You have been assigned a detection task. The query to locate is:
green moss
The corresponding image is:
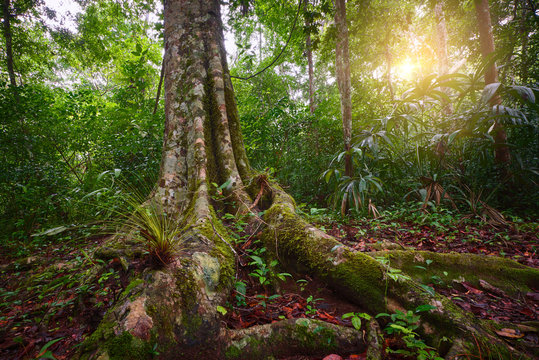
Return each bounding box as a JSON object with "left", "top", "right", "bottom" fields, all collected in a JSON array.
[
  {"left": 224, "top": 344, "right": 242, "bottom": 359},
  {"left": 291, "top": 319, "right": 337, "bottom": 351},
  {"left": 120, "top": 278, "right": 144, "bottom": 300},
  {"left": 181, "top": 312, "right": 203, "bottom": 341},
  {"left": 80, "top": 317, "right": 115, "bottom": 354},
  {"left": 174, "top": 264, "right": 198, "bottom": 308},
  {"left": 196, "top": 208, "right": 235, "bottom": 290},
  {"left": 262, "top": 200, "right": 385, "bottom": 313},
  {"left": 106, "top": 331, "right": 153, "bottom": 360},
  {"left": 332, "top": 254, "right": 386, "bottom": 313},
  {"left": 375, "top": 250, "right": 539, "bottom": 295},
  {"left": 203, "top": 73, "right": 221, "bottom": 187}
]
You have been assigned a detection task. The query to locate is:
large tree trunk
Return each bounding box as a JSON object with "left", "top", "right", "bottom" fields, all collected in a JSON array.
[
  {"left": 334, "top": 0, "right": 353, "bottom": 178},
  {"left": 2, "top": 0, "right": 17, "bottom": 88},
  {"left": 77, "top": 1, "right": 538, "bottom": 359},
  {"left": 474, "top": 0, "right": 510, "bottom": 167}
]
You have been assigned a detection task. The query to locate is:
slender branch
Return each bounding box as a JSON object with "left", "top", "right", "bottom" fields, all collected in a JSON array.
[
  {"left": 153, "top": 59, "right": 165, "bottom": 115},
  {"left": 230, "top": 0, "right": 303, "bottom": 81},
  {"left": 51, "top": 141, "right": 84, "bottom": 185}
]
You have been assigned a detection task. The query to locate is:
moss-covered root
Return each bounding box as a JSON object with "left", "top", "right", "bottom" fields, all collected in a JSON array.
[
  {"left": 369, "top": 250, "right": 539, "bottom": 294},
  {"left": 223, "top": 318, "right": 366, "bottom": 359},
  {"left": 261, "top": 186, "right": 532, "bottom": 359},
  {"left": 77, "top": 220, "right": 236, "bottom": 360},
  {"left": 261, "top": 187, "right": 387, "bottom": 314}
]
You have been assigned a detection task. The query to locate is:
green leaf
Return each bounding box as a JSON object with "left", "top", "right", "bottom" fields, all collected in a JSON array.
[
  {"left": 216, "top": 305, "right": 227, "bottom": 315},
  {"left": 507, "top": 85, "right": 535, "bottom": 103},
  {"left": 218, "top": 179, "right": 233, "bottom": 191},
  {"left": 481, "top": 83, "right": 501, "bottom": 104},
  {"left": 419, "top": 284, "right": 435, "bottom": 296},
  {"left": 31, "top": 226, "right": 68, "bottom": 237},
  {"left": 415, "top": 304, "right": 436, "bottom": 313},
  {"left": 351, "top": 316, "right": 362, "bottom": 330},
  {"left": 36, "top": 337, "right": 64, "bottom": 359},
  {"left": 330, "top": 244, "right": 342, "bottom": 252}
]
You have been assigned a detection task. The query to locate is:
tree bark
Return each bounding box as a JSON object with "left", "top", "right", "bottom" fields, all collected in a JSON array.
[
  {"left": 77, "top": 1, "right": 537, "bottom": 359},
  {"left": 2, "top": 0, "right": 17, "bottom": 88},
  {"left": 434, "top": 0, "right": 449, "bottom": 77},
  {"left": 334, "top": 0, "right": 353, "bottom": 178},
  {"left": 434, "top": 0, "right": 453, "bottom": 114},
  {"left": 304, "top": 0, "right": 316, "bottom": 114},
  {"left": 384, "top": 34, "right": 394, "bottom": 102},
  {"left": 474, "top": 0, "right": 511, "bottom": 167}
]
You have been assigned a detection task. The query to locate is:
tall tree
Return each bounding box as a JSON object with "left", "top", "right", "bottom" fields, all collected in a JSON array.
[
  {"left": 79, "top": 0, "right": 530, "bottom": 358},
  {"left": 304, "top": 0, "right": 316, "bottom": 114},
  {"left": 434, "top": 0, "right": 449, "bottom": 76},
  {"left": 474, "top": 0, "right": 510, "bottom": 166},
  {"left": 334, "top": 0, "right": 353, "bottom": 178},
  {"left": 384, "top": 31, "right": 394, "bottom": 102},
  {"left": 433, "top": 0, "right": 453, "bottom": 114},
  {"left": 2, "top": 0, "right": 17, "bottom": 87}
]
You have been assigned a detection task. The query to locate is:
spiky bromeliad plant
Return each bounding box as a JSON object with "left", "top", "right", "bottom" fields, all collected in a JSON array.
[{"left": 123, "top": 198, "right": 181, "bottom": 266}]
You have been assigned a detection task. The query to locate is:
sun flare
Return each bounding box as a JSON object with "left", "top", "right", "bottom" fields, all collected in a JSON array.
[{"left": 396, "top": 58, "right": 417, "bottom": 81}]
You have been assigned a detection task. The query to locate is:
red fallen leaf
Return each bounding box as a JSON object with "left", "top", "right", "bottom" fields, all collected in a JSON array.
[
  {"left": 495, "top": 328, "right": 524, "bottom": 339},
  {"left": 526, "top": 292, "right": 539, "bottom": 301},
  {"left": 240, "top": 238, "right": 253, "bottom": 250},
  {"left": 318, "top": 311, "right": 336, "bottom": 322},
  {"left": 347, "top": 354, "right": 366, "bottom": 360},
  {"left": 461, "top": 282, "right": 483, "bottom": 295},
  {"left": 470, "top": 303, "right": 488, "bottom": 315},
  {"left": 518, "top": 308, "right": 534, "bottom": 317},
  {"left": 283, "top": 306, "right": 293, "bottom": 315}
]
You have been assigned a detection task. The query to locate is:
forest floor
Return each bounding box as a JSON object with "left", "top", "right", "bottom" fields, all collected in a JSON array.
[{"left": 0, "top": 213, "right": 537, "bottom": 359}]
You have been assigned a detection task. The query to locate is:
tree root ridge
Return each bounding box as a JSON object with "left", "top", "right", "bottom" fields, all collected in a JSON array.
[{"left": 223, "top": 318, "right": 368, "bottom": 359}]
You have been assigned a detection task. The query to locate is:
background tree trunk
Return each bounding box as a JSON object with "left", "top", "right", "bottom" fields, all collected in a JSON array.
[
  {"left": 334, "top": 0, "right": 353, "bottom": 178},
  {"left": 305, "top": 0, "right": 316, "bottom": 114},
  {"left": 474, "top": 0, "right": 511, "bottom": 167},
  {"left": 384, "top": 33, "right": 394, "bottom": 102},
  {"left": 2, "top": 0, "right": 17, "bottom": 88},
  {"left": 434, "top": 0, "right": 453, "bottom": 114},
  {"left": 434, "top": 0, "right": 449, "bottom": 77}
]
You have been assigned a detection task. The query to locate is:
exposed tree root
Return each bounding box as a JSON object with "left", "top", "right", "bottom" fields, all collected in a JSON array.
[
  {"left": 259, "top": 184, "right": 536, "bottom": 359},
  {"left": 223, "top": 318, "right": 366, "bottom": 359},
  {"left": 77, "top": 183, "right": 538, "bottom": 359},
  {"left": 369, "top": 249, "right": 539, "bottom": 294}
]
